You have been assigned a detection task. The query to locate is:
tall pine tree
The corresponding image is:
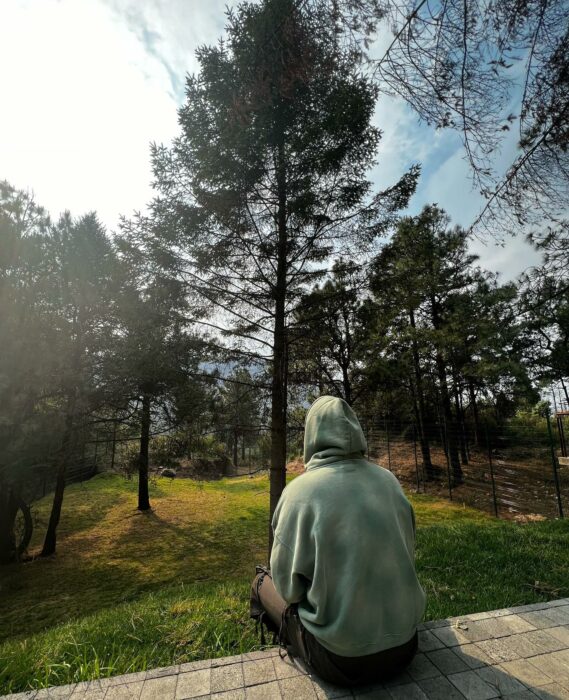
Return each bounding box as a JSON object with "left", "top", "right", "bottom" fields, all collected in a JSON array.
[{"left": 151, "top": 0, "right": 418, "bottom": 548}]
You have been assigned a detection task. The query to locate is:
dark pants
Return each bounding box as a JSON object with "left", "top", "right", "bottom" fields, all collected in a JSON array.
[{"left": 250, "top": 570, "right": 418, "bottom": 687}]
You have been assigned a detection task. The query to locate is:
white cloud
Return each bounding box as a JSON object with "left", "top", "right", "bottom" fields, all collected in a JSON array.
[
  {"left": 0, "top": 0, "right": 542, "bottom": 281},
  {"left": 101, "top": 0, "right": 230, "bottom": 99},
  {"left": 469, "top": 235, "right": 541, "bottom": 283},
  {"left": 0, "top": 0, "right": 222, "bottom": 230}
]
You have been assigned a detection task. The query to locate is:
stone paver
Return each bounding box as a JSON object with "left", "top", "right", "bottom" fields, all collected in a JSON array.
[
  {"left": 388, "top": 681, "right": 428, "bottom": 699},
  {"left": 492, "top": 632, "right": 543, "bottom": 659},
  {"left": 534, "top": 683, "right": 569, "bottom": 699},
  {"left": 449, "top": 644, "right": 495, "bottom": 670},
  {"left": 427, "top": 648, "right": 471, "bottom": 675},
  {"left": 352, "top": 684, "right": 391, "bottom": 698},
  {"left": 520, "top": 610, "right": 562, "bottom": 630},
  {"left": 431, "top": 626, "right": 470, "bottom": 647},
  {"left": 475, "top": 665, "right": 528, "bottom": 696},
  {"left": 313, "top": 682, "right": 352, "bottom": 699},
  {"left": 70, "top": 680, "right": 109, "bottom": 699},
  {"left": 6, "top": 599, "right": 569, "bottom": 700},
  {"left": 447, "top": 670, "right": 499, "bottom": 700},
  {"left": 278, "top": 675, "right": 316, "bottom": 698},
  {"left": 213, "top": 689, "right": 246, "bottom": 699},
  {"left": 418, "top": 675, "right": 466, "bottom": 699},
  {"left": 140, "top": 675, "right": 178, "bottom": 699},
  {"left": 210, "top": 665, "right": 244, "bottom": 694},
  {"left": 530, "top": 651, "right": 569, "bottom": 685},
  {"left": 407, "top": 653, "right": 442, "bottom": 681},
  {"left": 104, "top": 681, "right": 145, "bottom": 700},
  {"left": 272, "top": 655, "right": 303, "bottom": 680},
  {"left": 500, "top": 614, "right": 537, "bottom": 635},
  {"left": 498, "top": 658, "right": 552, "bottom": 687},
  {"left": 524, "top": 630, "right": 568, "bottom": 654},
  {"left": 245, "top": 680, "right": 282, "bottom": 699},
  {"left": 546, "top": 626, "right": 569, "bottom": 647},
  {"left": 242, "top": 659, "right": 276, "bottom": 687},
  {"left": 418, "top": 630, "right": 445, "bottom": 652},
  {"left": 175, "top": 669, "right": 211, "bottom": 699},
  {"left": 144, "top": 666, "right": 179, "bottom": 681},
  {"left": 36, "top": 686, "right": 77, "bottom": 699},
  {"left": 475, "top": 637, "right": 522, "bottom": 664}
]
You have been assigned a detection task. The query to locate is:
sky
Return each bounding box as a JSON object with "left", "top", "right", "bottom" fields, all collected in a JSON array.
[{"left": 0, "top": 0, "right": 541, "bottom": 281}]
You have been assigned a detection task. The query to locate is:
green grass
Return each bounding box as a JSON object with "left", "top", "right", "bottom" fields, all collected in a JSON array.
[{"left": 1, "top": 472, "right": 568, "bottom": 693}]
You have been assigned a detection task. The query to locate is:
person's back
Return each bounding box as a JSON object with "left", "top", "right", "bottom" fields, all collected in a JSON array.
[{"left": 250, "top": 395, "right": 426, "bottom": 685}]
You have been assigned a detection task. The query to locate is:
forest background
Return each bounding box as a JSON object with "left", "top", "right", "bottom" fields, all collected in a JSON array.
[{"left": 1, "top": 0, "right": 568, "bottom": 564}]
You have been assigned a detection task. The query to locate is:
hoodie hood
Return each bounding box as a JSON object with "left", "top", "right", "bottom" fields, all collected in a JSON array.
[{"left": 304, "top": 396, "right": 367, "bottom": 469}]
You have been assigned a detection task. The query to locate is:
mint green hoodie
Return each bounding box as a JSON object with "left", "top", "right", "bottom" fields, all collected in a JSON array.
[{"left": 270, "top": 396, "right": 426, "bottom": 657}]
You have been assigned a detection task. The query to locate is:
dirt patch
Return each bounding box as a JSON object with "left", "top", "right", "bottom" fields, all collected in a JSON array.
[
  {"left": 286, "top": 459, "right": 305, "bottom": 474},
  {"left": 368, "top": 438, "right": 568, "bottom": 520}
]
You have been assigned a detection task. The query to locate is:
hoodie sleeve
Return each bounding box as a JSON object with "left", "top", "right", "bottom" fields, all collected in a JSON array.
[{"left": 270, "top": 496, "right": 315, "bottom": 605}]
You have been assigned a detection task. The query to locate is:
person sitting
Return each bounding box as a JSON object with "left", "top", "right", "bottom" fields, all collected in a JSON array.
[{"left": 250, "top": 395, "right": 426, "bottom": 687}]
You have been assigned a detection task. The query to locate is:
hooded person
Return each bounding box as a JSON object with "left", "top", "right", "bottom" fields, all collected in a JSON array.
[{"left": 250, "top": 395, "right": 426, "bottom": 686}]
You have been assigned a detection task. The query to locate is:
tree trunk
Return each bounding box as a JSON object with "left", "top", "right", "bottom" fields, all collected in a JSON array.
[
  {"left": 270, "top": 304, "right": 287, "bottom": 554},
  {"left": 138, "top": 393, "right": 151, "bottom": 511},
  {"left": 454, "top": 381, "right": 468, "bottom": 465},
  {"left": 409, "top": 309, "right": 434, "bottom": 478},
  {"left": 429, "top": 294, "right": 462, "bottom": 485},
  {"left": 269, "top": 137, "right": 289, "bottom": 557},
  {"left": 342, "top": 363, "right": 352, "bottom": 405},
  {"left": 242, "top": 434, "right": 246, "bottom": 463},
  {"left": 561, "top": 377, "right": 569, "bottom": 405},
  {"left": 468, "top": 379, "right": 481, "bottom": 446},
  {"left": 233, "top": 429, "right": 238, "bottom": 468},
  {"left": 0, "top": 486, "right": 19, "bottom": 564},
  {"left": 411, "top": 393, "right": 425, "bottom": 480},
  {"left": 110, "top": 420, "right": 118, "bottom": 470},
  {"left": 459, "top": 388, "right": 470, "bottom": 462},
  {"left": 436, "top": 353, "right": 463, "bottom": 484},
  {"left": 41, "top": 396, "right": 75, "bottom": 557}
]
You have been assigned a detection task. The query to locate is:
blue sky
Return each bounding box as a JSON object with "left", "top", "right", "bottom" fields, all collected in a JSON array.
[{"left": 0, "top": 0, "right": 540, "bottom": 280}]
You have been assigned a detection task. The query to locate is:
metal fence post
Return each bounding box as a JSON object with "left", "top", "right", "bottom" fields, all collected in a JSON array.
[
  {"left": 443, "top": 416, "right": 453, "bottom": 501},
  {"left": 485, "top": 426, "right": 498, "bottom": 517},
  {"left": 546, "top": 413, "right": 564, "bottom": 519},
  {"left": 110, "top": 420, "right": 117, "bottom": 471}
]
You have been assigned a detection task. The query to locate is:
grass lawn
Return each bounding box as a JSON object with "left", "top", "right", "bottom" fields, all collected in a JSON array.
[{"left": 1, "top": 472, "right": 568, "bottom": 693}]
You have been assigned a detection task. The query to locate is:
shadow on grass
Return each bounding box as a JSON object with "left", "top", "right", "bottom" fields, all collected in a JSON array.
[{"left": 0, "top": 476, "right": 268, "bottom": 642}]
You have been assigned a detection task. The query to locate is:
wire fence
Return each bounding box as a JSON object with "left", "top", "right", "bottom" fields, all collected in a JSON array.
[
  {"left": 221, "top": 412, "right": 568, "bottom": 520},
  {"left": 20, "top": 409, "right": 568, "bottom": 523},
  {"left": 356, "top": 414, "right": 567, "bottom": 520}
]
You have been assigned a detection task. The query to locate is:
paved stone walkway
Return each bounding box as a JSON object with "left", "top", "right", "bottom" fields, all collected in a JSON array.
[{"left": 5, "top": 599, "right": 569, "bottom": 699}]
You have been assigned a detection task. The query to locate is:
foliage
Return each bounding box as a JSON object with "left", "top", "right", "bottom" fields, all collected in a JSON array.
[
  {"left": 366, "top": 0, "right": 569, "bottom": 236},
  {"left": 290, "top": 260, "right": 369, "bottom": 405},
  {"left": 0, "top": 182, "right": 121, "bottom": 558},
  {"left": 150, "top": 0, "right": 419, "bottom": 532}
]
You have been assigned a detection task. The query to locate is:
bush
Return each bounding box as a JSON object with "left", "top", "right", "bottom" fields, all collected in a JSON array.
[
  {"left": 149, "top": 435, "right": 182, "bottom": 468},
  {"left": 192, "top": 434, "right": 228, "bottom": 460}
]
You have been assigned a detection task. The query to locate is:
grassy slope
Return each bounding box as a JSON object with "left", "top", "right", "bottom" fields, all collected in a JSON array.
[{"left": 0, "top": 473, "right": 568, "bottom": 693}]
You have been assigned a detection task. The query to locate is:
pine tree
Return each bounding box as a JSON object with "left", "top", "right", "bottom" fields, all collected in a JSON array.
[
  {"left": 114, "top": 217, "right": 203, "bottom": 512},
  {"left": 151, "top": 0, "right": 418, "bottom": 548},
  {"left": 41, "top": 212, "right": 118, "bottom": 556},
  {"left": 290, "top": 260, "right": 368, "bottom": 406}
]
